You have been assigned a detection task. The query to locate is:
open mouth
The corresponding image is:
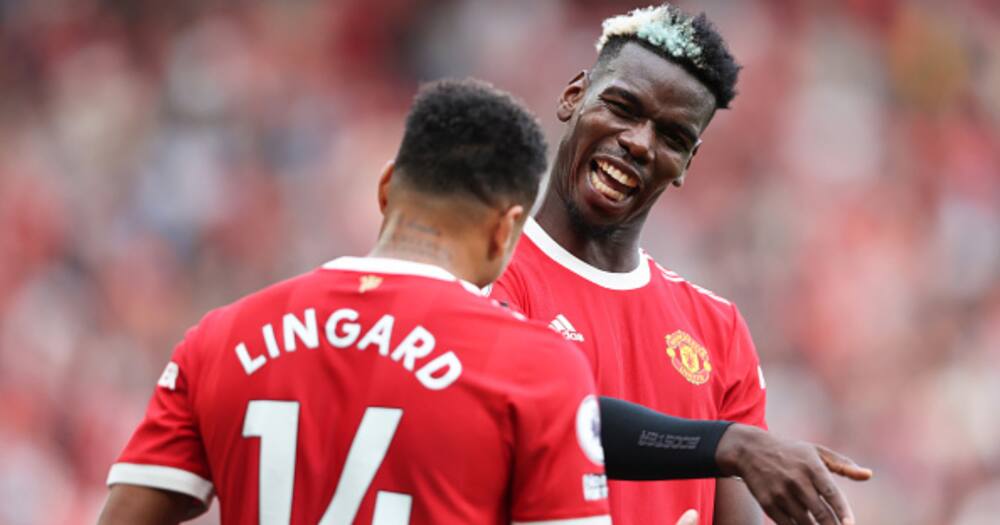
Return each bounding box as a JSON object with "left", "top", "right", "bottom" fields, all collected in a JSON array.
[{"left": 588, "top": 159, "right": 639, "bottom": 203}]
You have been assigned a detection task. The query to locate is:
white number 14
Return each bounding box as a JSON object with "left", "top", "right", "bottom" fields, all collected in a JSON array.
[{"left": 242, "top": 400, "right": 410, "bottom": 525}]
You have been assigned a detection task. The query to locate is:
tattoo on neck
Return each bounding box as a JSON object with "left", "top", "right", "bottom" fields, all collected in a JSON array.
[
  {"left": 383, "top": 213, "right": 452, "bottom": 262},
  {"left": 401, "top": 214, "right": 441, "bottom": 236}
]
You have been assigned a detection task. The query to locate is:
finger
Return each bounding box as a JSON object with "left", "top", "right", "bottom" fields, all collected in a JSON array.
[
  {"left": 674, "top": 509, "right": 698, "bottom": 525},
  {"left": 817, "top": 445, "right": 873, "bottom": 481},
  {"left": 793, "top": 473, "right": 840, "bottom": 525},
  {"left": 762, "top": 503, "right": 796, "bottom": 525},
  {"left": 811, "top": 467, "right": 856, "bottom": 525},
  {"left": 777, "top": 494, "right": 815, "bottom": 525},
  {"left": 743, "top": 474, "right": 799, "bottom": 525},
  {"left": 787, "top": 499, "right": 819, "bottom": 525}
]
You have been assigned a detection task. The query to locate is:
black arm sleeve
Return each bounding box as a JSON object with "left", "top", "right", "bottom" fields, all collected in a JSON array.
[{"left": 599, "top": 396, "right": 733, "bottom": 480}]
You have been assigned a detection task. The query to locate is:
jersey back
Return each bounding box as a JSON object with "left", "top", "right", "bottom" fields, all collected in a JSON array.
[
  {"left": 109, "top": 256, "right": 610, "bottom": 525},
  {"left": 490, "top": 219, "right": 767, "bottom": 525}
]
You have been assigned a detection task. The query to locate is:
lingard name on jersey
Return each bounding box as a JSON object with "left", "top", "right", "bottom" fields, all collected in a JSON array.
[{"left": 234, "top": 307, "right": 462, "bottom": 390}]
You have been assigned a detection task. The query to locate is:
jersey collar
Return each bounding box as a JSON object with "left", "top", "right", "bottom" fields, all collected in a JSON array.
[
  {"left": 321, "top": 256, "right": 483, "bottom": 295},
  {"left": 522, "top": 217, "right": 651, "bottom": 290}
]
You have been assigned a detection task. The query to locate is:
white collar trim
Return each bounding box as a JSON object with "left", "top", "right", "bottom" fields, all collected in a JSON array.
[
  {"left": 321, "top": 256, "right": 483, "bottom": 295},
  {"left": 523, "top": 217, "right": 650, "bottom": 290}
]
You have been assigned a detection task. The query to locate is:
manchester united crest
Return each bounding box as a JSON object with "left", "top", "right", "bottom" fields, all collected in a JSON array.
[{"left": 665, "top": 330, "right": 712, "bottom": 385}]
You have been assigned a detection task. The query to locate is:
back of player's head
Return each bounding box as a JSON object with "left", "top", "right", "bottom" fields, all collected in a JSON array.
[
  {"left": 594, "top": 4, "right": 741, "bottom": 109},
  {"left": 394, "top": 78, "right": 548, "bottom": 208}
]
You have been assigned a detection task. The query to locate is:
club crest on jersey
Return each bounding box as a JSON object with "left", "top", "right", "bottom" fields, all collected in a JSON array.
[
  {"left": 665, "top": 330, "right": 712, "bottom": 385},
  {"left": 358, "top": 275, "right": 383, "bottom": 293}
]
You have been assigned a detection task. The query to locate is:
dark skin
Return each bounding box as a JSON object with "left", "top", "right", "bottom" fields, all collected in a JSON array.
[
  {"left": 97, "top": 485, "right": 205, "bottom": 525},
  {"left": 536, "top": 42, "right": 714, "bottom": 271},
  {"left": 536, "top": 41, "right": 871, "bottom": 525}
]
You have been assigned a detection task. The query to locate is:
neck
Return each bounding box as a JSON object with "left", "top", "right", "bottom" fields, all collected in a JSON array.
[
  {"left": 534, "top": 183, "right": 644, "bottom": 273},
  {"left": 369, "top": 210, "right": 479, "bottom": 284}
]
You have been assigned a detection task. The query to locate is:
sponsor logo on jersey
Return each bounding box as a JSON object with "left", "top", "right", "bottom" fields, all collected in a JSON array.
[
  {"left": 359, "top": 275, "right": 383, "bottom": 293},
  {"left": 575, "top": 395, "right": 604, "bottom": 466},
  {"left": 157, "top": 361, "right": 179, "bottom": 390},
  {"left": 582, "top": 473, "right": 608, "bottom": 501},
  {"left": 549, "top": 314, "right": 584, "bottom": 342},
  {"left": 665, "top": 330, "right": 712, "bottom": 385}
]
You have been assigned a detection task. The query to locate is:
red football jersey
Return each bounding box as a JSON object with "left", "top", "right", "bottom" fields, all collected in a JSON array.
[
  {"left": 490, "top": 219, "right": 768, "bottom": 525},
  {"left": 108, "top": 256, "right": 611, "bottom": 525}
]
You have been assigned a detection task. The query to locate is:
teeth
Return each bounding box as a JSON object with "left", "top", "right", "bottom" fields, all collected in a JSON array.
[
  {"left": 596, "top": 160, "right": 637, "bottom": 188},
  {"left": 590, "top": 170, "right": 625, "bottom": 201}
]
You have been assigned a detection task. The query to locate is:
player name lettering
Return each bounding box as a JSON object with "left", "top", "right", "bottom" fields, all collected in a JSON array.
[
  {"left": 234, "top": 307, "right": 463, "bottom": 390},
  {"left": 637, "top": 430, "right": 700, "bottom": 450}
]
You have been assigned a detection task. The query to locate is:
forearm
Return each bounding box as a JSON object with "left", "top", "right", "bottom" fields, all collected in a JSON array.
[
  {"left": 598, "top": 396, "right": 733, "bottom": 480},
  {"left": 713, "top": 478, "right": 763, "bottom": 525}
]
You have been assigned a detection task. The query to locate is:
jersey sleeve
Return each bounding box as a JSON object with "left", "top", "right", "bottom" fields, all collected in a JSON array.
[
  {"left": 509, "top": 334, "right": 611, "bottom": 525},
  {"left": 106, "top": 326, "right": 214, "bottom": 504},
  {"left": 718, "top": 306, "right": 768, "bottom": 429}
]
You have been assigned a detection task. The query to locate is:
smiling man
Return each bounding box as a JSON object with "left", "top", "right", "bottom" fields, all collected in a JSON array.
[{"left": 489, "top": 5, "right": 859, "bottom": 525}]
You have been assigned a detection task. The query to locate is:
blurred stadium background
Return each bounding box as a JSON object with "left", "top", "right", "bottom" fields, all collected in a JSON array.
[{"left": 0, "top": 0, "right": 997, "bottom": 523}]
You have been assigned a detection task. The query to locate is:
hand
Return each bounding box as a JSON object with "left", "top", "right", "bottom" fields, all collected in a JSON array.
[
  {"left": 715, "top": 424, "right": 873, "bottom": 525},
  {"left": 675, "top": 509, "right": 698, "bottom": 525}
]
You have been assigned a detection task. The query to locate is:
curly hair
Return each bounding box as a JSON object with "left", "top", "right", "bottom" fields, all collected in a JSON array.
[
  {"left": 595, "top": 4, "right": 741, "bottom": 109},
  {"left": 395, "top": 78, "right": 548, "bottom": 207}
]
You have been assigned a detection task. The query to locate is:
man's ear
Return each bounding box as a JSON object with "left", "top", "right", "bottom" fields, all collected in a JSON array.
[
  {"left": 557, "top": 70, "right": 589, "bottom": 122},
  {"left": 674, "top": 140, "right": 702, "bottom": 187},
  {"left": 686, "top": 140, "right": 701, "bottom": 170},
  {"left": 377, "top": 160, "right": 395, "bottom": 214},
  {"left": 490, "top": 204, "right": 525, "bottom": 259}
]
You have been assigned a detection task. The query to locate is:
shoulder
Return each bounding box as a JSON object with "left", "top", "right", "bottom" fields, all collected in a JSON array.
[
  {"left": 498, "top": 234, "right": 551, "bottom": 283},
  {"left": 186, "top": 269, "right": 328, "bottom": 346},
  {"left": 645, "top": 253, "right": 738, "bottom": 320},
  {"left": 643, "top": 254, "right": 762, "bottom": 369}
]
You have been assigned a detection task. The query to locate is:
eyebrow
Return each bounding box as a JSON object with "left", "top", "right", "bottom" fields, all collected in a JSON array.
[
  {"left": 659, "top": 121, "right": 699, "bottom": 149},
  {"left": 603, "top": 86, "right": 644, "bottom": 111},
  {"left": 602, "top": 85, "right": 700, "bottom": 148}
]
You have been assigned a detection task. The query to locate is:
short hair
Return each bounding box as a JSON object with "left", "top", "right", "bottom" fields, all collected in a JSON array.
[
  {"left": 395, "top": 78, "right": 548, "bottom": 208},
  {"left": 595, "top": 4, "right": 741, "bottom": 110}
]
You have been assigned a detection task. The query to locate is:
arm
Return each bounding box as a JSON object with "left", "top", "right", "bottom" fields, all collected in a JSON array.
[
  {"left": 97, "top": 485, "right": 206, "bottom": 525},
  {"left": 599, "top": 396, "right": 731, "bottom": 480},
  {"left": 713, "top": 306, "right": 770, "bottom": 525},
  {"left": 102, "top": 330, "right": 216, "bottom": 521},
  {"left": 713, "top": 478, "right": 762, "bottom": 525},
  {"left": 712, "top": 307, "right": 870, "bottom": 525},
  {"left": 715, "top": 424, "right": 871, "bottom": 525},
  {"left": 598, "top": 396, "right": 872, "bottom": 525}
]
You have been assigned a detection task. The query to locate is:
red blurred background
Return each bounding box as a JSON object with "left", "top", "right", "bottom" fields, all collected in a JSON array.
[{"left": 0, "top": 1, "right": 997, "bottom": 523}]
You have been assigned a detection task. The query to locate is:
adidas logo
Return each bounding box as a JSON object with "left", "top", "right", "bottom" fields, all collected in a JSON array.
[{"left": 549, "top": 314, "right": 584, "bottom": 342}]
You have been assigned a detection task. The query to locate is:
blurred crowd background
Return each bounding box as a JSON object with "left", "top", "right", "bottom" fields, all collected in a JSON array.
[{"left": 0, "top": 0, "right": 997, "bottom": 523}]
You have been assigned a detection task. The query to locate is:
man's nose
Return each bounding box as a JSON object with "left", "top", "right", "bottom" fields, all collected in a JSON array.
[{"left": 617, "top": 120, "right": 655, "bottom": 165}]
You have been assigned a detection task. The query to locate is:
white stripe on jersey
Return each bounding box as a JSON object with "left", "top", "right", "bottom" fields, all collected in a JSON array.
[
  {"left": 649, "top": 258, "right": 731, "bottom": 306},
  {"left": 107, "top": 463, "right": 215, "bottom": 504},
  {"left": 555, "top": 314, "right": 576, "bottom": 332},
  {"left": 524, "top": 218, "right": 650, "bottom": 290}
]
